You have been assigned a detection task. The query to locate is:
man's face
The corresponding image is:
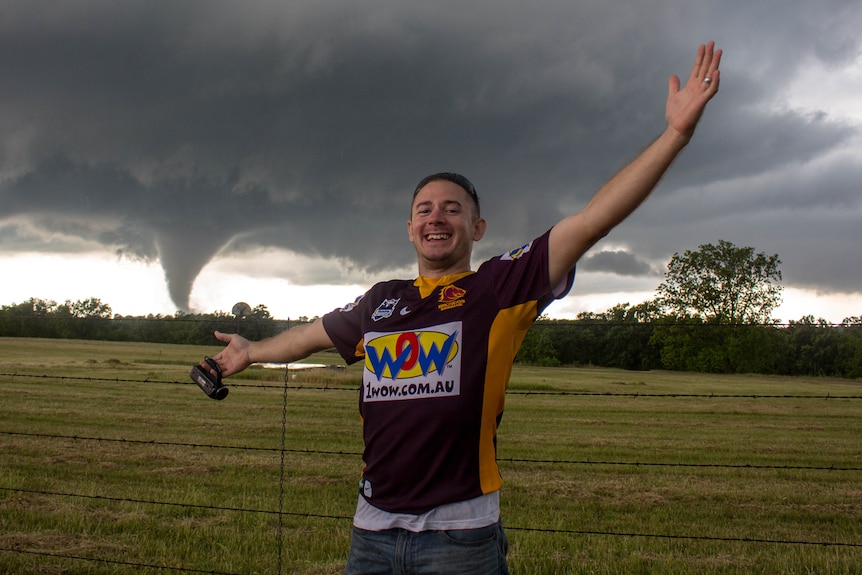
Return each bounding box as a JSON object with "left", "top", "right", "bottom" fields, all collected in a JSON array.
[{"left": 408, "top": 180, "right": 487, "bottom": 278}]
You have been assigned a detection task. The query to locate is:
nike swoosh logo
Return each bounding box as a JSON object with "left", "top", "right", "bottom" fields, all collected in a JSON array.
[{"left": 400, "top": 307, "right": 412, "bottom": 316}]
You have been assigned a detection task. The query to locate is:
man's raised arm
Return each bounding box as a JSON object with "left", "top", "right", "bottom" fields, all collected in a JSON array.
[{"left": 548, "top": 42, "right": 722, "bottom": 287}]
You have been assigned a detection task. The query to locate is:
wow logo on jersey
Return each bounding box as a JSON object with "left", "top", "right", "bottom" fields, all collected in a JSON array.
[{"left": 363, "top": 321, "right": 463, "bottom": 402}]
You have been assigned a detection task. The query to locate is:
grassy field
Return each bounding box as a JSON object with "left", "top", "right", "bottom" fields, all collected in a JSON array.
[{"left": 1, "top": 336, "right": 860, "bottom": 574}]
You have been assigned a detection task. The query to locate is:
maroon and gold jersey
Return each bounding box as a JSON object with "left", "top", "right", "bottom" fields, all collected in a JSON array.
[{"left": 322, "top": 229, "right": 574, "bottom": 514}]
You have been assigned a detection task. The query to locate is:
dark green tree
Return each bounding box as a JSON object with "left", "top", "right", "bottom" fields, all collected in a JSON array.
[
  {"left": 651, "top": 241, "right": 784, "bottom": 373},
  {"left": 516, "top": 321, "right": 561, "bottom": 367},
  {"left": 656, "top": 239, "right": 783, "bottom": 325}
]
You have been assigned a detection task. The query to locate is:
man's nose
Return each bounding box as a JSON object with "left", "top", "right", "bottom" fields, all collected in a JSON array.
[{"left": 428, "top": 206, "right": 445, "bottom": 221}]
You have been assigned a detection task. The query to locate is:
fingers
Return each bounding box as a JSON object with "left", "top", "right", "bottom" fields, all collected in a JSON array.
[
  {"left": 202, "top": 331, "right": 231, "bottom": 375},
  {"left": 692, "top": 42, "right": 713, "bottom": 80},
  {"left": 204, "top": 353, "right": 232, "bottom": 378},
  {"left": 200, "top": 357, "right": 220, "bottom": 376},
  {"left": 690, "top": 42, "right": 721, "bottom": 82},
  {"left": 685, "top": 42, "right": 722, "bottom": 98},
  {"left": 203, "top": 331, "right": 251, "bottom": 378},
  {"left": 668, "top": 73, "right": 681, "bottom": 97},
  {"left": 689, "top": 43, "right": 707, "bottom": 80},
  {"left": 707, "top": 68, "right": 721, "bottom": 93}
]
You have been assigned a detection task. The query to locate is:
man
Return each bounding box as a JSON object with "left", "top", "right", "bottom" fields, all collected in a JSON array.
[{"left": 202, "top": 42, "right": 722, "bottom": 574}]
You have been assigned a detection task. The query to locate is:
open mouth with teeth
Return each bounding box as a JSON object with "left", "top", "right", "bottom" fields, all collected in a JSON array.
[{"left": 425, "top": 233, "right": 451, "bottom": 241}]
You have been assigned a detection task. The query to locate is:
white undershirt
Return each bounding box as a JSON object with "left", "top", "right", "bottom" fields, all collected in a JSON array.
[{"left": 353, "top": 491, "right": 500, "bottom": 532}]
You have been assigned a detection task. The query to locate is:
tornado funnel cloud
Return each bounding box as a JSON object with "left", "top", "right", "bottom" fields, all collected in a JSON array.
[{"left": 156, "top": 229, "right": 227, "bottom": 312}]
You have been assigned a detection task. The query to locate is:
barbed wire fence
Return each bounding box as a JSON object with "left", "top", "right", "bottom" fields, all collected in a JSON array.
[{"left": 2, "top": 368, "right": 861, "bottom": 573}]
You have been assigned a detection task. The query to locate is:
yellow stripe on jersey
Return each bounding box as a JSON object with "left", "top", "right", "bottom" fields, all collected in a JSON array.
[{"left": 479, "top": 300, "right": 539, "bottom": 494}]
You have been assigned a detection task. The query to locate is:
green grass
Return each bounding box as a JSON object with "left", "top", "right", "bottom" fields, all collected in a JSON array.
[{"left": 1, "top": 337, "right": 861, "bottom": 574}]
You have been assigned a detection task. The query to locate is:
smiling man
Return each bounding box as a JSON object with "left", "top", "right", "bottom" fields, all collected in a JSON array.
[
  {"left": 408, "top": 172, "right": 487, "bottom": 277},
  {"left": 200, "top": 41, "right": 722, "bottom": 575}
]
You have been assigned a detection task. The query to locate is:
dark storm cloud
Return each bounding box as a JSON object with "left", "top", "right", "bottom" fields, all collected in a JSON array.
[
  {"left": 1, "top": 0, "right": 860, "bottom": 310},
  {"left": 581, "top": 250, "right": 659, "bottom": 277}
]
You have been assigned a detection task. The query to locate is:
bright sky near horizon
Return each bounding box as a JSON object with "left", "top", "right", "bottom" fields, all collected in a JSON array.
[
  {"left": 1, "top": 1, "right": 860, "bottom": 326},
  {"left": 2, "top": 251, "right": 859, "bottom": 324}
]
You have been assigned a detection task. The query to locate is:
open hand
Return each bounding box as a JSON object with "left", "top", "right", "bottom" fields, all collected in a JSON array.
[
  {"left": 200, "top": 330, "right": 252, "bottom": 378},
  {"left": 666, "top": 42, "right": 722, "bottom": 139}
]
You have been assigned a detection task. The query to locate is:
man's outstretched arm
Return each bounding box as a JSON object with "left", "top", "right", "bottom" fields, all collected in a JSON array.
[
  {"left": 202, "top": 317, "right": 334, "bottom": 378},
  {"left": 548, "top": 42, "right": 722, "bottom": 287}
]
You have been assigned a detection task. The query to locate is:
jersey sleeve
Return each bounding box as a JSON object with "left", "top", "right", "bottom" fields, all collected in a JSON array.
[
  {"left": 321, "top": 292, "right": 369, "bottom": 365},
  {"left": 486, "top": 228, "right": 575, "bottom": 314}
]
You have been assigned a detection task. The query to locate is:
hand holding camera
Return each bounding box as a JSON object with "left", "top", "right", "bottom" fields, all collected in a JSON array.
[{"left": 190, "top": 357, "right": 229, "bottom": 400}]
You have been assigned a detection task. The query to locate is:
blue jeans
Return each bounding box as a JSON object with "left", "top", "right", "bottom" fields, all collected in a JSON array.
[{"left": 343, "top": 520, "right": 510, "bottom": 575}]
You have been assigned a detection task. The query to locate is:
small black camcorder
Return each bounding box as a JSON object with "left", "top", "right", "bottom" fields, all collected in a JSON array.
[{"left": 190, "top": 357, "right": 229, "bottom": 400}]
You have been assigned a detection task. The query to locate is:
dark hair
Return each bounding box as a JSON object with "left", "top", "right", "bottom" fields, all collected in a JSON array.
[{"left": 412, "top": 172, "right": 480, "bottom": 217}]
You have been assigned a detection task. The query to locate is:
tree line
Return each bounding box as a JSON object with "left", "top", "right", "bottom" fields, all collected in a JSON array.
[
  {"left": 1, "top": 240, "right": 860, "bottom": 378},
  {"left": 518, "top": 312, "right": 862, "bottom": 378},
  {"left": 517, "top": 240, "right": 861, "bottom": 378},
  {"left": 0, "top": 298, "right": 286, "bottom": 345}
]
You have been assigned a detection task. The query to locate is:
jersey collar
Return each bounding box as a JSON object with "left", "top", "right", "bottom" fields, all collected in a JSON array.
[{"left": 414, "top": 271, "right": 474, "bottom": 299}]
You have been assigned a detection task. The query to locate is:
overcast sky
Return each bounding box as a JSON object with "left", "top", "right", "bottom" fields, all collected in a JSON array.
[{"left": 1, "top": 0, "right": 861, "bottom": 322}]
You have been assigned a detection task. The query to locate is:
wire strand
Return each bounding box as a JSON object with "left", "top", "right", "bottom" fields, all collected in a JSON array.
[
  {"left": 3, "top": 430, "right": 859, "bottom": 472},
  {"left": 4, "top": 372, "right": 861, "bottom": 400}
]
